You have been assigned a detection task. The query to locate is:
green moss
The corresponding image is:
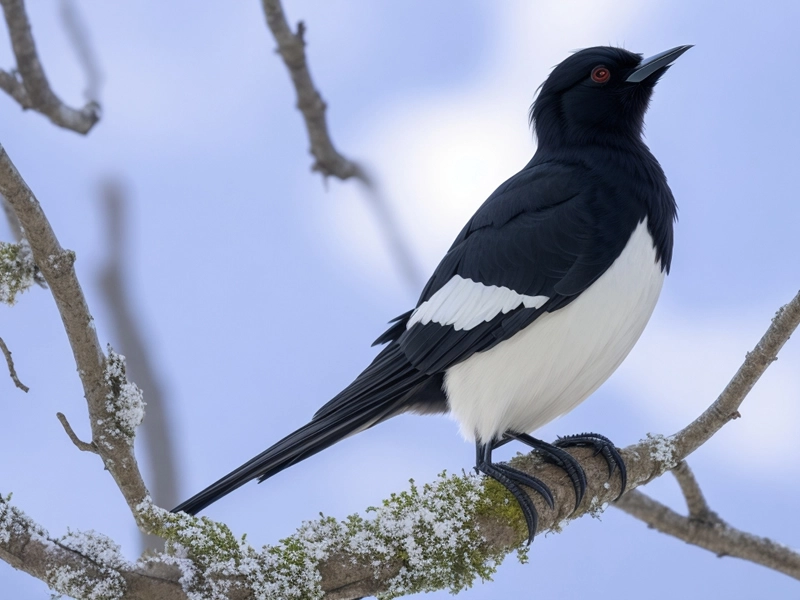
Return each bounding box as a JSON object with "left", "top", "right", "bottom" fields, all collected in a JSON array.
[{"left": 476, "top": 476, "right": 528, "bottom": 540}]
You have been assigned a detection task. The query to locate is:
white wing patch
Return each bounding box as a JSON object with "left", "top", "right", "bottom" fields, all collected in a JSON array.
[{"left": 407, "top": 275, "right": 549, "bottom": 331}]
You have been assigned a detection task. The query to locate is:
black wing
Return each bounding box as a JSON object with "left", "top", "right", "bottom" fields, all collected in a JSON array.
[
  {"left": 172, "top": 160, "right": 645, "bottom": 515},
  {"left": 396, "top": 160, "right": 645, "bottom": 375}
]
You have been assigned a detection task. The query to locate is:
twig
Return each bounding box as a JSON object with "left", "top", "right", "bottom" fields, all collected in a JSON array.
[
  {"left": 0, "top": 0, "right": 99, "bottom": 134},
  {"left": 664, "top": 294, "right": 800, "bottom": 468},
  {"left": 615, "top": 489, "right": 800, "bottom": 580},
  {"left": 671, "top": 460, "right": 715, "bottom": 522},
  {"left": 56, "top": 412, "right": 96, "bottom": 453},
  {"left": 97, "top": 179, "right": 179, "bottom": 550},
  {"left": 261, "top": 0, "right": 363, "bottom": 182},
  {"left": 259, "top": 0, "right": 423, "bottom": 290},
  {"left": 0, "top": 335, "right": 27, "bottom": 391}
]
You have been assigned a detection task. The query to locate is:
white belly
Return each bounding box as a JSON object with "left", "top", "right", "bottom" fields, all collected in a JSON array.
[{"left": 443, "top": 219, "right": 664, "bottom": 443}]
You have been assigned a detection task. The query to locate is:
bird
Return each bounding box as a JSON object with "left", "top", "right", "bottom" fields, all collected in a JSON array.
[{"left": 173, "top": 45, "right": 691, "bottom": 543}]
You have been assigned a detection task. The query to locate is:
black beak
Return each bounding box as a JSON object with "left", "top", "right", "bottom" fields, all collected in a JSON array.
[{"left": 626, "top": 45, "right": 692, "bottom": 83}]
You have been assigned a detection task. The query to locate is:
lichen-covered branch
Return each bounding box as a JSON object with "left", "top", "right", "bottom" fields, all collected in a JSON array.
[
  {"left": 0, "top": 493, "right": 185, "bottom": 600},
  {"left": 0, "top": 0, "right": 99, "bottom": 133},
  {"left": 0, "top": 143, "right": 152, "bottom": 525},
  {"left": 615, "top": 488, "right": 800, "bottom": 580}
]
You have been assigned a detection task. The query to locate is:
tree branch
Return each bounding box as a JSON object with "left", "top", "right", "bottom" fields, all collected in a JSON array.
[
  {"left": 259, "top": 0, "right": 423, "bottom": 290},
  {"left": 0, "top": 493, "right": 186, "bottom": 600},
  {"left": 260, "top": 0, "right": 363, "bottom": 182},
  {"left": 0, "top": 335, "right": 26, "bottom": 391},
  {"left": 670, "top": 460, "right": 714, "bottom": 521},
  {"left": 615, "top": 488, "right": 800, "bottom": 579},
  {"left": 0, "top": 0, "right": 99, "bottom": 134},
  {"left": 0, "top": 143, "right": 152, "bottom": 524},
  {"left": 56, "top": 411, "right": 97, "bottom": 453}
]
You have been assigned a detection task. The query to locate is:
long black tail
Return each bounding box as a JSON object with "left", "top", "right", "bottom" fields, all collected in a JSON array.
[{"left": 172, "top": 343, "right": 429, "bottom": 516}]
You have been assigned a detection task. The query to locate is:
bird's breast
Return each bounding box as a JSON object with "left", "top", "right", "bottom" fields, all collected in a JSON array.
[{"left": 443, "top": 218, "right": 665, "bottom": 442}]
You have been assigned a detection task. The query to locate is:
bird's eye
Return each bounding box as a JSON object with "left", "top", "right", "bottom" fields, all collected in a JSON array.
[{"left": 591, "top": 66, "right": 611, "bottom": 83}]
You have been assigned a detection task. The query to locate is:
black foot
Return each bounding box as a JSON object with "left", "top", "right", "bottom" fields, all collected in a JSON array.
[
  {"left": 476, "top": 441, "right": 554, "bottom": 544},
  {"left": 554, "top": 432, "right": 627, "bottom": 498},
  {"left": 504, "top": 432, "right": 587, "bottom": 511}
]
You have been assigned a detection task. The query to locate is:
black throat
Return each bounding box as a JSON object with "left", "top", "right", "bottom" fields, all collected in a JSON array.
[{"left": 529, "top": 139, "right": 677, "bottom": 273}]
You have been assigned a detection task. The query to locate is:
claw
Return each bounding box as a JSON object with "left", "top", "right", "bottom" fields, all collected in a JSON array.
[
  {"left": 554, "top": 432, "right": 627, "bottom": 498},
  {"left": 478, "top": 460, "right": 539, "bottom": 544},
  {"left": 477, "top": 441, "right": 555, "bottom": 544},
  {"left": 506, "top": 432, "right": 587, "bottom": 511}
]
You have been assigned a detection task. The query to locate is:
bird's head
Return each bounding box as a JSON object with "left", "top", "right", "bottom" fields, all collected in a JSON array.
[{"left": 530, "top": 45, "right": 691, "bottom": 149}]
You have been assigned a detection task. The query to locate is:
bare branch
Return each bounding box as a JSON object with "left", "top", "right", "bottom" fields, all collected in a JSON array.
[
  {"left": 261, "top": 0, "right": 363, "bottom": 181},
  {"left": 0, "top": 0, "right": 99, "bottom": 134},
  {"left": 615, "top": 489, "right": 800, "bottom": 580},
  {"left": 260, "top": 0, "right": 423, "bottom": 289},
  {"left": 671, "top": 460, "right": 714, "bottom": 521},
  {"left": 0, "top": 335, "right": 27, "bottom": 391},
  {"left": 56, "top": 411, "right": 97, "bottom": 453},
  {"left": 664, "top": 293, "right": 800, "bottom": 468}
]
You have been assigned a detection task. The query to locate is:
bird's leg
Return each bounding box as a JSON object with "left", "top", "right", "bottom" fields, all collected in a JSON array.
[
  {"left": 554, "top": 432, "right": 627, "bottom": 498},
  {"left": 503, "top": 432, "right": 587, "bottom": 511},
  {"left": 475, "top": 439, "right": 554, "bottom": 544}
]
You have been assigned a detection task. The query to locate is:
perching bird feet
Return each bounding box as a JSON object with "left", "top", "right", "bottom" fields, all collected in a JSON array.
[
  {"left": 476, "top": 431, "right": 626, "bottom": 544},
  {"left": 554, "top": 432, "right": 627, "bottom": 497}
]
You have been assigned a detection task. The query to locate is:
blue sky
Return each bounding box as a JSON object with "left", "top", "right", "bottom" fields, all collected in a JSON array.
[{"left": 1, "top": 1, "right": 799, "bottom": 598}]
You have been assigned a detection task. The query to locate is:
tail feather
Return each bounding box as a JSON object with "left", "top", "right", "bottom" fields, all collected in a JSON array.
[{"left": 171, "top": 344, "right": 428, "bottom": 516}]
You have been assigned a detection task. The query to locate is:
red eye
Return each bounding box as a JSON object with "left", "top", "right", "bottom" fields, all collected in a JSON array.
[{"left": 591, "top": 66, "right": 611, "bottom": 83}]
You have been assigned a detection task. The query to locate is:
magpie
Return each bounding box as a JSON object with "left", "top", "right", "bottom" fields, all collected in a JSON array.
[{"left": 173, "top": 45, "right": 690, "bottom": 543}]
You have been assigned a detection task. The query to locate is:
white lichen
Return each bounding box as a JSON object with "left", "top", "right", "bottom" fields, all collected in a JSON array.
[
  {"left": 59, "top": 528, "right": 127, "bottom": 570},
  {"left": 138, "top": 473, "right": 504, "bottom": 600},
  {"left": 588, "top": 495, "right": 608, "bottom": 520},
  {"left": 0, "top": 240, "right": 36, "bottom": 305},
  {"left": 47, "top": 529, "right": 128, "bottom": 599},
  {"left": 46, "top": 564, "right": 125, "bottom": 600},
  {"left": 644, "top": 433, "right": 678, "bottom": 470},
  {"left": 0, "top": 492, "right": 47, "bottom": 545},
  {"left": 103, "top": 347, "right": 145, "bottom": 438},
  {"left": 0, "top": 494, "right": 125, "bottom": 599}
]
